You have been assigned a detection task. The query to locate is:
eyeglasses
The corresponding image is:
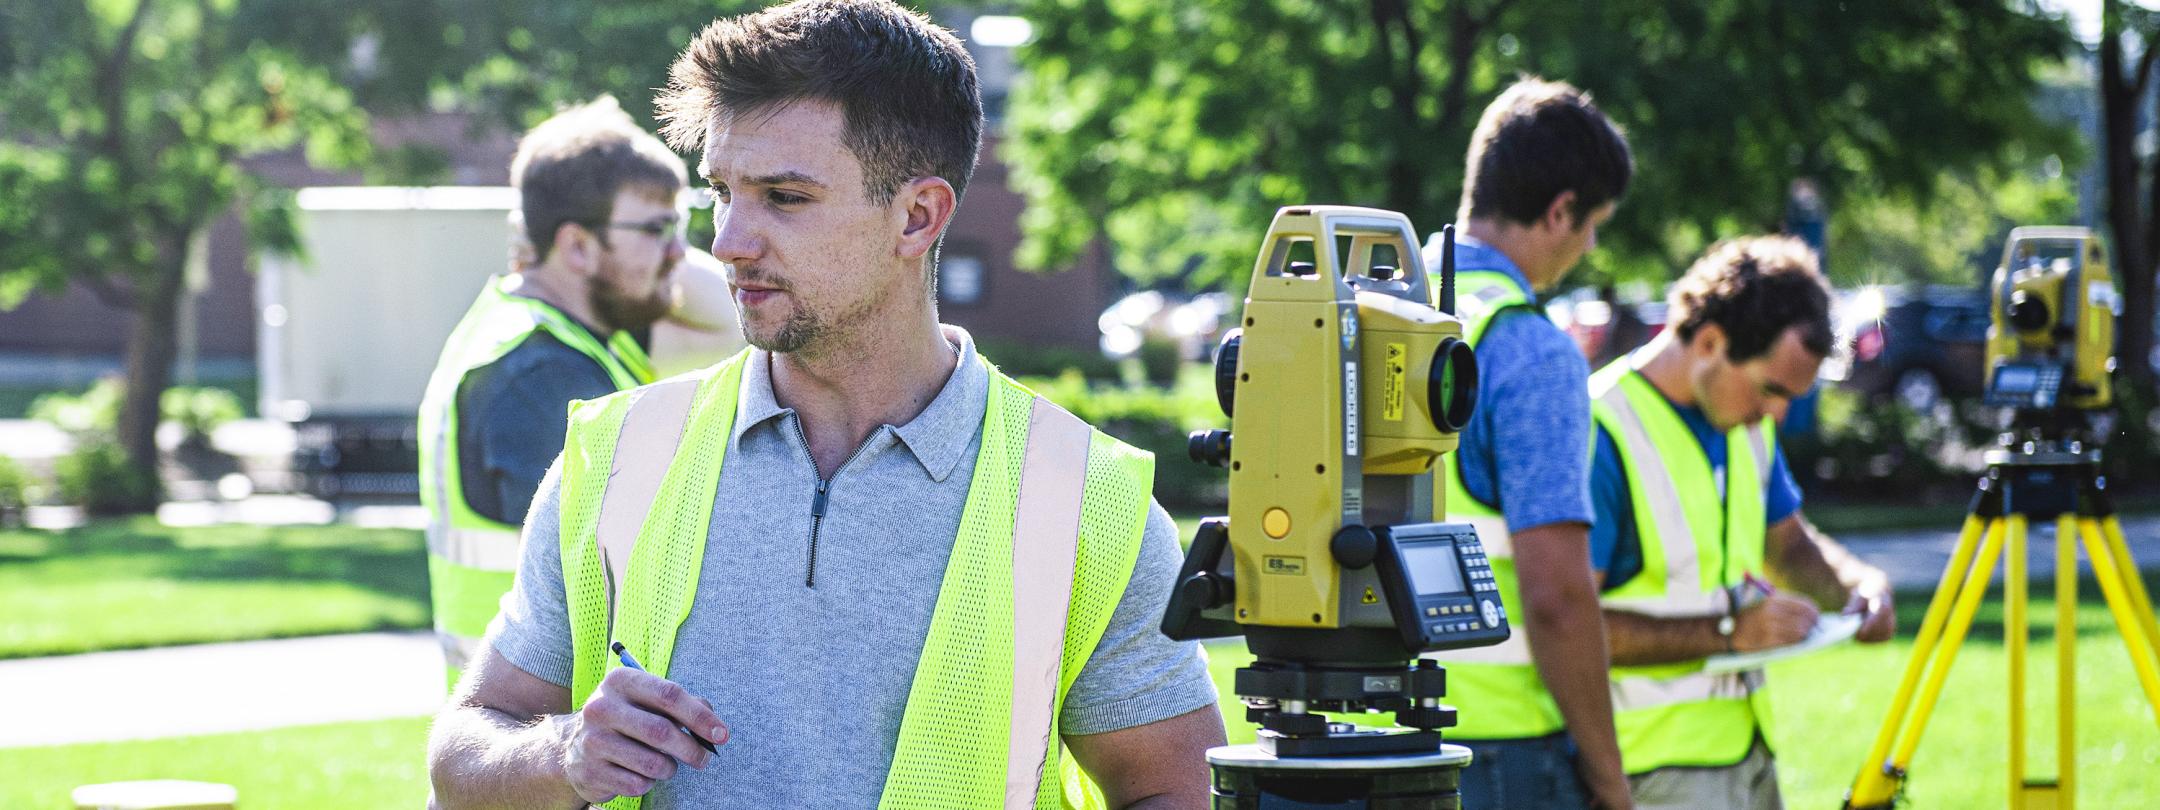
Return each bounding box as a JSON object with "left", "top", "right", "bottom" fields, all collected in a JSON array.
[{"left": 605, "top": 217, "right": 684, "bottom": 240}]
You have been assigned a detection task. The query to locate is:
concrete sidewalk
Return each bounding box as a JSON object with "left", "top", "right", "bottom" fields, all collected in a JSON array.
[
  {"left": 0, "top": 517, "right": 2154, "bottom": 750},
  {"left": 0, "top": 632, "right": 444, "bottom": 749},
  {"left": 1838, "top": 514, "right": 2160, "bottom": 591}
]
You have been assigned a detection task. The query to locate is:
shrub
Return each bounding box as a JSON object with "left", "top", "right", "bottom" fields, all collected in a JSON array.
[
  {"left": 0, "top": 455, "right": 31, "bottom": 517},
  {"left": 2099, "top": 381, "right": 2160, "bottom": 486},
  {"left": 1801, "top": 382, "right": 2160, "bottom": 501},
  {"left": 1022, "top": 369, "right": 1227, "bottom": 509},
  {"left": 1808, "top": 387, "right": 1967, "bottom": 496},
  {"left": 978, "top": 339, "right": 1123, "bottom": 383},
  {"left": 1137, "top": 337, "right": 1183, "bottom": 388},
  {"left": 162, "top": 386, "right": 245, "bottom": 443},
  {"left": 28, "top": 377, "right": 125, "bottom": 435},
  {"left": 30, "top": 378, "right": 244, "bottom": 444},
  {"left": 54, "top": 437, "right": 162, "bottom": 515}
]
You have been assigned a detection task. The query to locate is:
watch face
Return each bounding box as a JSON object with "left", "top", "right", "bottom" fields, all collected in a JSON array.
[{"left": 1718, "top": 615, "right": 1736, "bottom": 636}]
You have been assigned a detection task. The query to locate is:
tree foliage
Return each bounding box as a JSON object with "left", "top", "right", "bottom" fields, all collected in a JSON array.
[
  {"left": 0, "top": 1, "right": 369, "bottom": 309},
  {"left": 1004, "top": 0, "right": 2079, "bottom": 291},
  {"left": 1827, "top": 157, "right": 2080, "bottom": 289},
  {"left": 0, "top": 0, "right": 373, "bottom": 510},
  {"left": 0, "top": 0, "right": 778, "bottom": 511},
  {"left": 229, "top": 0, "right": 760, "bottom": 132}
]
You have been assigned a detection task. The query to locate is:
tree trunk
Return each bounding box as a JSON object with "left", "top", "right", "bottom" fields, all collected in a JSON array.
[
  {"left": 2099, "top": 27, "right": 2157, "bottom": 392},
  {"left": 114, "top": 241, "right": 187, "bottom": 513}
]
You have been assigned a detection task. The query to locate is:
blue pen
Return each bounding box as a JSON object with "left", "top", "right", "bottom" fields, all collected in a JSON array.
[{"left": 611, "top": 641, "right": 719, "bottom": 755}]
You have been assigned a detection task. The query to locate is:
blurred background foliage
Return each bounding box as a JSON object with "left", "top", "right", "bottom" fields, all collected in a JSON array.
[
  {"left": 3, "top": 0, "right": 2156, "bottom": 512},
  {"left": 1002, "top": 0, "right": 2080, "bottom": 293}
]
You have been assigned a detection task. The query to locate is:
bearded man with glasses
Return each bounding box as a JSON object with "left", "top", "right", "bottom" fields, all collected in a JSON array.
[{"left": 417, "top": 96, "right": 733, "bottom": 685}]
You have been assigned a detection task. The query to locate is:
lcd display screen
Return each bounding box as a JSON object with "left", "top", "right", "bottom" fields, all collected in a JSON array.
[
  {"left": 1401, "top": 544, "right": 1466, "bottom": 596},
  {"left": 1993, "top": 365, "right": 2038, "bottom": 393}
]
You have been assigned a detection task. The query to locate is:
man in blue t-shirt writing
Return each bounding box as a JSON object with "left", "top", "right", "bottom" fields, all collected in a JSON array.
[{"left": 1588, "top": 236, "right": 1894, "bottom": 809}]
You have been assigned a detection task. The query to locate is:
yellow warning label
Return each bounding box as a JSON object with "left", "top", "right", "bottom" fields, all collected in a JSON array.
[
  {"left": 1383, "top": 343, "right": 1407, "bottom": 421},
  {"left": 1362, "top": 586, "right": 1379, "bottom": 605}
]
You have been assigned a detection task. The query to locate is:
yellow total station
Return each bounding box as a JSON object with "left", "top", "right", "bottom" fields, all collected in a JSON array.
[
  {"left": 1984, "top": 226, "right": 2118, "bottom": 412},
  {"left": 1187, "top": 205, "right": 1478, "bottom": 634},
  {"left": 1165, "top": 206, "right": 1503, "bottom": 762}
]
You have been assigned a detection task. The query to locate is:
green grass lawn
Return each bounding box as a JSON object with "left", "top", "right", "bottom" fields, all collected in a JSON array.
[
  {"left": 2, "top": 516, "right": 2154, "bottom": 807},
  {"left": 0, "top": 518, "right": 428, "bottom": 658},
  {"left": 1199, "top": 578, "right": 2160, "bottom": 808},
  {"left": 5, "top": 588, "right": 2153, "bottom": 808},
  {"left": 0, "top": 717, "right": 432, "bottom": 808}
]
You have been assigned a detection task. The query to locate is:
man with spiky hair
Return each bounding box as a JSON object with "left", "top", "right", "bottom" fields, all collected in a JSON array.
[{"left": 426, "top": 2, "right": 1224, "bottom": 808}]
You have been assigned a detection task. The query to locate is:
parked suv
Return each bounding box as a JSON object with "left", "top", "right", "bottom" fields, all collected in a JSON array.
[{"left": 1821, "top": 285, "right": 1990, "bottom": 411}]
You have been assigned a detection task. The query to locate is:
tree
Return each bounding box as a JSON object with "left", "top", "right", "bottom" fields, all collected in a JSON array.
[
  {"left": 0, "top": 1, "right": 370, "bottom": 511},
  {"left": 1004, "top": 0, "right": 2077, "bottom": 291},
  {"left": 2099, "top": 1, "right": 2160, "bottom": 391},
  {"left": 0, "top": 1, "right": 770, "bottom": 511}
]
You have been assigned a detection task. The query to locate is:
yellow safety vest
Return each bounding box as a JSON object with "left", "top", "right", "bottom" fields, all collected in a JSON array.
[
  {"left": 418, "top": 276, "right": 654, "bottom": 684},
  {"left": 1422, "top": 269, "right": 1570, "bottom": 740},
  {"left": 1588, "top": 360, "right": 1777, "bottom": 774},
  {"left": 556, "top": 350, "right": 1154, "bottom": 809}
]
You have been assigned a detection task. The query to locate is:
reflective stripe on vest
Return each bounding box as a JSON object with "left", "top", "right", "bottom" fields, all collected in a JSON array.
[
  {"left": 1588, "top": 360, "right": 1775, "bottom": 773},
  {"left": 1419, "top": 270, "right": 1567, "bottom": 740},
  {"left": 556, "top": 350, "right": 1153, "bottom": 809},
  {"left": 418, "top": 275, "right": 654, "bottom": 684}
]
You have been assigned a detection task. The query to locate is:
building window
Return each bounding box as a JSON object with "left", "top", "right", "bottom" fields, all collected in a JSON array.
[{"left": 940, "top": 254, "right": 987, "bottom": 306}]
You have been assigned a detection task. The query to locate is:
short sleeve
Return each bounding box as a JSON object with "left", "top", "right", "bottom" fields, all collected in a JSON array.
[
  {"left": 1587, "top": 426, "right": 1644, "bottom": 590},
  {"left": 1764, "top": 443, "right": 1803, "bottom": 526},
  {"left": 1058, "top": 501, "right": 1220, "bottom": 736},
  {"left": 477, "top": 383, "right": 578, "bottom": 526},
  {"left": 1477, "top": 311, "right": 1595, "bottom": 532},
  {"left": 457, "top": 335, "right": 618, "bottom": 526}
]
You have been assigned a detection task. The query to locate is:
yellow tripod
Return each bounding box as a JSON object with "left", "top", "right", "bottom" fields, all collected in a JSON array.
[{"left": 1847, "top": 438, "right": 2160, "bottom": 809}]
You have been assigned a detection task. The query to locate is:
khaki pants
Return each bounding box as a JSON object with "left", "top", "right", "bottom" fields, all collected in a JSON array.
[{"left": 1627, "top": 740, "right": 1781, "bottom": 810}]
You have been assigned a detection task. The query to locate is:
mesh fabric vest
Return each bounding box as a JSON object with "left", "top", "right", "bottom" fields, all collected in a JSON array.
[
  {"left": 417, "top": 276, "right": 653, "bottom": 684},
  {"left": 1588, "top": 359, "right": 1775, "bottom": 774},
  {"left": 1421, "top": 269, "right": 1569, "bottom": 740},
  {"left": 556, "top": 351, "right": 1154, "bottom": 809}
]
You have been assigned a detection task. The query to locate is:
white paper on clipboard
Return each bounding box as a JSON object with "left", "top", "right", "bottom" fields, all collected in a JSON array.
[{"left": 1700, "top": 613, "right": 1863, "bottom": 673}]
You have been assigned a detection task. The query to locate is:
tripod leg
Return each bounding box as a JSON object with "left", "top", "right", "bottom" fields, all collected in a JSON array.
[
  {"left": 2096, "top": 516, "right": 2160, "bottom": 658},
  {"left": 2056, "top": 513, "right": 2078, "bottom": 810},
  {"left": 2008, "top": 515, "right": 2030, "bottom": 810},
  {"left": 2075, "top": 518, "right": 2160, "bottom": 728},
  {"left": 1849, "top": 515, "right": 2006, "bottom": 809}
]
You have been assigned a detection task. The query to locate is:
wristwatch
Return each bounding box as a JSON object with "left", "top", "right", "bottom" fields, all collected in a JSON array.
[{"left": 1717, "top": 614, "right": 1737, "bottom": 653}]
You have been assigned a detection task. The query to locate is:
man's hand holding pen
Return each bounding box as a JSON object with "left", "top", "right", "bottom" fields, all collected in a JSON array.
[{"left": 560, "top": 645, "right": 730, "bottom": 804}]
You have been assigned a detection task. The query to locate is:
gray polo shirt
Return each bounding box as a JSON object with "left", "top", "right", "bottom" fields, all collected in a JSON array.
[{"left": 485, "top": 326, "right": 1218, "bottom": 807}]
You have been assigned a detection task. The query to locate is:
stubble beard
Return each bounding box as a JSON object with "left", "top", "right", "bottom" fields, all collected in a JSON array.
[{"left": 748, "top": 305, "right": 826, "bottom": 355}]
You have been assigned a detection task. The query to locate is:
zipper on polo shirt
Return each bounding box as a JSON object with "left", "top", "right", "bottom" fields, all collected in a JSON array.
[
  {"left": 807, "top": 479, "right": 828, "bottom": 587},
  {"left": 789, "top": 414, "right": 877, "bottom": 588}
]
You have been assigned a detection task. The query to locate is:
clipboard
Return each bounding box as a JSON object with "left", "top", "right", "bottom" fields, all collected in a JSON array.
[{"left": 1700, "top": 613, "right": 1863, "bottom": 673}]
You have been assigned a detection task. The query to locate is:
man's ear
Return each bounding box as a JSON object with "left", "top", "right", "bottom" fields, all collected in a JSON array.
[
  {"left": 552, "top": 221, "right": 600, "bottom": 276},
  {"left": 1541, "top": 190, "right": 1580, "bottom": 233},
  {"left": 1691, "top": 322, "right": 1729, "bottom": 362},
  {"left": 895, "top": 177, "right": 958, "bottom": 260}
]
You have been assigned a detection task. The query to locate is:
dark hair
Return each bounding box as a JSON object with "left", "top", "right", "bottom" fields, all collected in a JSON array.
[
  {"left": 656, "top": 0, "right": 983, "bottom": 205},
  {"left": 1668, "top": 235, "right": 1835, "bottom": 362},
  {"left": 1459, "top": 77, "right": 1634, "bottom": 227},
  {"left": 511, "top": 97, "right": 687, "bottom": 263}
]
